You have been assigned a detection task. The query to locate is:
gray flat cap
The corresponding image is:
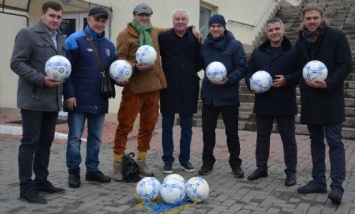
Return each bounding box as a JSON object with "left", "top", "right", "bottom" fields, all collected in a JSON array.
[{"left": 133, "top": 3, "right": 153, "bottom": 15}]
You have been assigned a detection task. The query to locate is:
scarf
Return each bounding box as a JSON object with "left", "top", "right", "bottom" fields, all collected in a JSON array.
[
  {"left": 130, "top": 19, "right": 153, "bottom": 47},
  {"left": 302, "top": 25, "right": 323, "bottom": 47}
]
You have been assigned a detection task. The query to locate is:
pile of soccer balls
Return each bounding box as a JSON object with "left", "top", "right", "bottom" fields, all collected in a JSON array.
[{"left": 135, "top": 174, "right": 209, "bottom": 204}]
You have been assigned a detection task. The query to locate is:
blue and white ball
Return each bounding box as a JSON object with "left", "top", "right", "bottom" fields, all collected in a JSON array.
[
  {"left": 303, "top": 60, "right": 328, "bottom": 82},
  {"left": 45, "top": 55, "right": 71, "bottom": 81},
  {"left": 206, "top": 61, "right": 227, "bottom": 82},
  {"left": 163, "top": 174, "right": 185, "bottom": 183},
  {"left": 250, "top": 70, "right": 273, "bottom": 93},
  {"left": 136, "top": 45, "right": 157, "bottom": 65},
  {"left": 135, "top": 177, "right": 161, "bottom": 202},
  {"left": 109, "top": 60, "right": 132, "bottom": 82},
  {"left": 160, "top": 178, "right": 186, "bottom": 204},
  {"left": 185, "top": 177, "right": 210, "bottom": 203}
]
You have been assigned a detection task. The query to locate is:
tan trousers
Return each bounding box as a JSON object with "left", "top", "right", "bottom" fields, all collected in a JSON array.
[{"left": 113, "top": 87, "right": 160, "bottom": 156}]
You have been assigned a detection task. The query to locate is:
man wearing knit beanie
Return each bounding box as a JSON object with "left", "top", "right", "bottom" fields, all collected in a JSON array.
[{"left": 198, "top": 14, "right": 247, "bottom": 179}]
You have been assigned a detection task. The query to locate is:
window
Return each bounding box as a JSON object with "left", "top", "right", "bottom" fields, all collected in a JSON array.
[
  {"left": 199, "top": 7, "right": 211, "bottom": 41},
  {"left": 60, "top": 13, "right": 88, "bottom": 37}
]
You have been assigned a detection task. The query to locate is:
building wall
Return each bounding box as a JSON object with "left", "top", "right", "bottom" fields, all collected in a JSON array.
[{"left": 1, "top": 0, "right": 300, "bottom": 118}]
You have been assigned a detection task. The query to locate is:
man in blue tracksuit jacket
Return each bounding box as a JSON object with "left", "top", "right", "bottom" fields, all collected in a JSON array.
[{"left": 63, "top": 7, "right": 116, "bottom": 188}]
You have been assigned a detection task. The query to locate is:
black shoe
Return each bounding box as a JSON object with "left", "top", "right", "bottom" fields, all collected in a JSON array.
[
  {"left": 68, "top": 172, "right": 81, "bottom": 188},
  {"left": 20, "top": 188, "right": 47, "bottom": 204},
  {"left": 36, "top": 181, "right": 65, "bottom": 194},
  {"left": 86, "top": 170, "right": 111, "bottom": 183},
  {"left": 247, "top": 168, "right": 268, "bottom": 181},
  {"left": 232, "top": 166, "right": 244, "bottom": 178},
  {"left": 285, "top": 173, "right": 296, "bottom": 187},
  {"left": 180, "top": 162, "right": 195, "bottom": 172},
  {"left": 163, "top": 163, "right": 173, "bottom": 174},
  {"left": 198, "top": 164, "right": 213, "bottom": 175},
  {"left": 328, "top": 187, "right": 343, "bottom": 204},
  {"left": 297, "top": 180, "right": 327, "bottom": 194}
]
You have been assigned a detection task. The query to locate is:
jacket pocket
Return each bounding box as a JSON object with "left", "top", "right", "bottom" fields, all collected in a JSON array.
[{"left": 31, "top": 86, "right": 41, "bottom": 100}]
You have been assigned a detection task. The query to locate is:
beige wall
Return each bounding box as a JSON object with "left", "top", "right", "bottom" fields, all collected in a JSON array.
[{"left": 0, "top": 0, "right": 302, "bottom": 117}]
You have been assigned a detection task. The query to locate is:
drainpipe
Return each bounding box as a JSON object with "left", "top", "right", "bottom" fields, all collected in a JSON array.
[{"left": 60, "top": 0, "right": 113, "bottom": 39}]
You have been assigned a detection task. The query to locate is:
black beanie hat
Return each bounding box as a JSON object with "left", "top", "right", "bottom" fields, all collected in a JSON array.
[{"left": 208, "top": 14, "right": 226, "bottom": 28}]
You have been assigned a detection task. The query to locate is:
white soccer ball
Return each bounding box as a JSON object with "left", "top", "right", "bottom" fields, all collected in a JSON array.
[
  {"left": 303, "top": 60, "right": 328, "bottom": 82},
  {"left": 163, "top": 174, "right": 185, "bottom": 184},
  {"left": 136, "top": 45, "right": 157, "bottom": 65},
  {"left": 135, "top": 177, "right": 161, "bottom": 202},
  {"left": 160, "top": 178, "right": 186, "bottom": 204},
  {"left": 109, "top": 60, "right": 132, "bottom": 82},
  {"left": 250, "top": 70, "right": 273, "bottom": 93},
  {"left": 185, "top": 177, "right": 210, "bottom": 203},
  {"left": 206, "top": 61, "right": 227, "bottom": 82},
  {"left": 45, "top": 55, "right": 71, "bottom": 81}
]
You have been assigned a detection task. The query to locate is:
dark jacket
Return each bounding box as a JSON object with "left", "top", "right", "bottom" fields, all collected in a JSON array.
[
  {"left": 296, "top": 25, "right": 352, "bottom": 125},
  {"left": 10, "top": 21, "right": 66, "bottom": 111},
  {"left": 63, "top": 26, "right": 117, "bottom": 114},
  {"left": 158, "top": 29, "right": 202, "bottom": 114},
  {"left": 246, "top": 37, "right": 300, "bottom": 115},
  {"left": 201, "top": 31, "right": 247, "bottom": 107}
]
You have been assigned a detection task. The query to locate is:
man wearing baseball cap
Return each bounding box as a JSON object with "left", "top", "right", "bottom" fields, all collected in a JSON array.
[
  {"left": 64, "top": 6, "right": 116, "bottom": 188},
  {"left": 112, "top": 3, "right": 201, "bottom": 182}
]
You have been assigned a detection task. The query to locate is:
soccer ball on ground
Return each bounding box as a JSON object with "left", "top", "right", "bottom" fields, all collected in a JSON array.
[
  {"left": 45, "top": 55, "right": 71, "bottom": 81},
  {"left": 160, "top": 178, "right": 186, "bottom": 204},
  {"left": 185, "top": 177, "right": 210, "bottom": 203},
  {"left": 136, "top": 45, "right": 157, "bottom": 65},
  {"left": 250, "top": 70, "right": 273, "bottom": 93},
  {"left": 163, "top": 174, "right": 185, "bottom": 183},
  {"left": 109, "top": 60, "right": 132, "bottom": 82},
  {"left": 303, "top": 60, "right": 328, "bottom": 82},
  {"left": 206, "top": 61, "right": 227, "bottom": 82},
  {"left": 135, "top": 177, "right": 161, "bottom": 202}
]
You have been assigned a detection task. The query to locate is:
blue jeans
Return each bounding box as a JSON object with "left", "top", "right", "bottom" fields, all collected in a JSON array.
[
  {"left": 19, "top": 109, "right": 58, "bottom": 193},
  {"left": 162, "top": 113, "right": 192, "bottom": 164},
  {"left": 66, "top": 112, "right": 105, "bottom": 173},
  {"left": 308, "top": 123, "right": 345, "bottom": 191}
]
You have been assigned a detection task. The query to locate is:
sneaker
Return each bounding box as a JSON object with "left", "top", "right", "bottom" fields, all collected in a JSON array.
[
  {"left": 20, "top": 188, "right": 47, "bottom": 204},
  {"left": 86, "top": 170, "right": 111, "bottom": 183},
  {"left": 328, "top": 187, "right": 343, "bottom": 205},
  {"left": 36, "top": 181, "right": 65, "bottom": 194},
  {"left": 137, "top": 160, "right": 154, "bottom": 177},
  {"left": 180, "top": 162, "right": 195, "bottom": 172},
  {"left": 198, "top": 164, "right": 213, "bottom": 175},
  {"left": 163, "top": 163, "right": 173, "bottom": 174},
  {"left": 112, "top": 163, "right": 123, "bottom": 182},
  {"left": 68, "top": 172, "right": 81, "bottom": 188},
  {"left": 297, "top": 180, "right": 327, "bottom": 194},
  {"left": 247, "top": 168, "right": 268, "bottom": 181},
  {"left": 232, "top": 166, "right": 244, "bottom": 178}
]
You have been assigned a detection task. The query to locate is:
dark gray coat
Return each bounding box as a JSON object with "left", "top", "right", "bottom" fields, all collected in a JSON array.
[
  {"left": 246, "top": 37, "right": 300, "bottom": 116},
  {"left": 159, "top": 29, "right": 202, "bottom": 114},
  {"left": 296, "top": 25, "right": 352, "bottom": 125},
  {"left": 10, "top": 21, "right": 66, "bottom": 111}
]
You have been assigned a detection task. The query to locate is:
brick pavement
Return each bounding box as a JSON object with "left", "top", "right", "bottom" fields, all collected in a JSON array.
[{"left": 0, "top": 117, "right": 355, "bottom": 213}]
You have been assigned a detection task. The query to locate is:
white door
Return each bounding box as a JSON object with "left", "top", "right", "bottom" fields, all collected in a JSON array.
[{"left": 60, "top": 13, "right": 88, "bottom": 37}]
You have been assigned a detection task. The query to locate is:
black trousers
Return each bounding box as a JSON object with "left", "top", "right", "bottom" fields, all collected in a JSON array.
[
  {"left": 19, "top": 109, "right": 58, "bottom": 193},
  {"left": 202, "top": 104, "right": 242, "bottom": 169},
  {"left": 255, "top": 114, "right": 297, "bottom": 174}
]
